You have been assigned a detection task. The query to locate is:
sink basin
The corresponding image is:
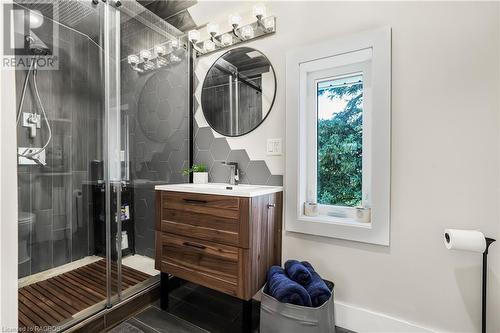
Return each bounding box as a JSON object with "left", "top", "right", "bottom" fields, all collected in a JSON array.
[{"left": 154, "top": 183, "right": 283, "bottom": 197}]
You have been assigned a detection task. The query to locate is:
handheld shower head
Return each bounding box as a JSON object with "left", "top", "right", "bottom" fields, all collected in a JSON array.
[{"left": 25, "top": 33, "right": 51, "bottom": 56}]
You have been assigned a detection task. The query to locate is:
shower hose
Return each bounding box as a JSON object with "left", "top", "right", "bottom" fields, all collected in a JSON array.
[{"left": 16, "top": 56, "right": 52, "bottom": 159}]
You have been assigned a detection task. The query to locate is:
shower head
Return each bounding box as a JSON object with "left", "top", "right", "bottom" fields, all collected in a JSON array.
[{"left": 25, "top": 32, "right": 51, "bottom": 56}]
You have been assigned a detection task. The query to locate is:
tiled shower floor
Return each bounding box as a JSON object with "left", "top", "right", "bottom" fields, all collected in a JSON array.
[
  {"left": 18, "top": 259, "right": 152, "bottom": 331},
  {"left": 19, "top": 254, "right": 158, "bottom": 288}
]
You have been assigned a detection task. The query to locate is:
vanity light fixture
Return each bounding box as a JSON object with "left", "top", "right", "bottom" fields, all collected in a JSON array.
[
  {"left": 253, "top": 3, "right": 266, "bottom": 20},
  {"left": 207, "top": 23, "right": 219, "bottom": 36},
  {"left": 127, "top": 54, "right": 140, "bottom": 65},
  {"left": 154, "top": 44, "right": 167, "bottom": 57},
  {"left": 170, "top": 54, "right": 181, "bottom": 63},
  {"left": 188, "top": 30, "right": 201, "bottom": 43},
  {"left": 261, "top": 16, "right": 275, "bottom": 32},
  {"left": 229, "top": 13, "right": 242, "bottom": 28},
  {"left": 127, "top": 38, "right": 186, "bottom": 73},
  {"left": 139, "top": 49, "right": 152, "bottom": 61},
  {"left": 221, "top": 34, "right": 233, "bottom": 46},
  {"left": 171, "top": 38, "right": 180, "bottom": 50},
  {"left": 204, "top": 40, "right": 216, "bottom": 52},
  {"left": 241, "top": 25, "right": 254, "bottom": 39},
  {"left": 188, "top": 4, "right": 276, "bottom": 57}
]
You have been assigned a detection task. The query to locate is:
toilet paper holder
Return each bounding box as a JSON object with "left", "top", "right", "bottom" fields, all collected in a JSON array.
[
  {"left": 444, "top": 230, "right": 496, "bottom": 333},
  {"left": 481, "top": 237, "right": 495, "bottom": 333}
]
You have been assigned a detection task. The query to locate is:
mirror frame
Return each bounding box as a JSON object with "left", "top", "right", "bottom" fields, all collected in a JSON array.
[{"left": 201, "top": 47, "right": 277, "bottom": 137}]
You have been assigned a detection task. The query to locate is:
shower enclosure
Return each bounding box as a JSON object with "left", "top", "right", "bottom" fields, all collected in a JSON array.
[{"left": 14, "top": 0, "right": 190, "bottom": 330}]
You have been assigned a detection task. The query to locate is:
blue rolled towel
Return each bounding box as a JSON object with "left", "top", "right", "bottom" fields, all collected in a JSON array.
[
  {"left": 284, "top": 259, "right": 312, "bottom": 285},
  {"left": 301, "top": 261, "right": 332, "bottom": 307},
  {"left": 267, "top": 266, "right": 312, "bottom": 307}
]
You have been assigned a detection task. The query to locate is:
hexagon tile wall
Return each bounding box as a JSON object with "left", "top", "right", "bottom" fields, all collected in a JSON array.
[
  {"left": 121, "top": 21, "right": 190, "bottom": 258},
  {"left": 193, "top": 122, "right": 283, "bottom": 186},
  {"left": 192, "top": 60, "right": 283, "bottom": 186}
]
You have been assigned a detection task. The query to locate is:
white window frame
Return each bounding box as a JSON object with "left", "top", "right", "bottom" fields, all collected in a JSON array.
[
  {"left": 285, "top": 27, "right": 391, "bottom": 245},
  {"left": 305, "top": 56, "right": 372, "bottom": 220}
]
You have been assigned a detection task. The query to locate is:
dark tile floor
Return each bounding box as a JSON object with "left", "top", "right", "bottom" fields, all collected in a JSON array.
[{"left": 109, "top": 282, "right": 354, "bottom": 333}]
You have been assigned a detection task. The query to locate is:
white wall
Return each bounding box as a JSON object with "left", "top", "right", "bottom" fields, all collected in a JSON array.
[
  {"left": 190, "top": 1, "right": 500, "bottom": 332},
  {"left": 0, "top": 1, "right": 19, "bottom": 330}
]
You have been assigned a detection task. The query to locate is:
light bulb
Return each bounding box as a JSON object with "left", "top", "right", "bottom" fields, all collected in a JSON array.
[
  {"left": 221, "top": 34, "right": 233, "bottom": 46},
  {"left": 127, "top": 54, "right": 140, "bottom": 65},
  {"left": 241, "top": 25, "right": 254, "bottom": 39},
  {"left": 253, "top": 4, "right": 266, "bottom": 19},
  {"left": 262, "top": 16, "right": 275, "bottom": 32},
  {"left": 207, "top": 23, "right": 219, "bottom": 36},
  {"left": 139, "top": 49, "right": 152, "bottom": 61},
  {"left": 157, "top": 56, "right": 169, "bottom": 66},
  {"left": 188, "top": 30, "right": 200, "bottom": 42},
  {"left": 204, "top": 40, "right": 215, "bottom": 52},
  {"left": 29, "top": 10, "right": 44, "bottom": 29},
  {"left": 154, "top": 44, "right": 167, "bottom": 56},
  {"left": 170, "top": 38, "right": 180, "bottom": 49},
  {"left": 170, "top": 54, "right": 181, "bottom": 63},
  {"left": 228, "top": 14, "right": 242, "bottom": 28},
  {"left": 143, "top": 61, "right": 155, "bottom": 70}
]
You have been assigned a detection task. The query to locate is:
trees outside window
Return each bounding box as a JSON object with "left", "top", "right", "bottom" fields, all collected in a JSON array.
[{"left": 317, "top": 75, "right": 363, "bottom": 207}]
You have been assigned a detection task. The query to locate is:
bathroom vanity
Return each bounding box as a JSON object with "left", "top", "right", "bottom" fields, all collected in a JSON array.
[{"left": 154, "top": 183, "right": 283, "bottom": 303}]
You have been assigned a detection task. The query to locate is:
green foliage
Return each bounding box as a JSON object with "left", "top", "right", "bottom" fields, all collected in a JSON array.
[
  {"left": 182, "top": 163, "right": 207, "bottom": 176},
  {"left": 317, "top": 82, "right": 363, "bottom": 207}
]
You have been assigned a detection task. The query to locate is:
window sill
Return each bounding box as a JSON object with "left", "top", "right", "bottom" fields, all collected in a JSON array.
[{"left": 298, "top": 214, "right": 371, "bottom": 228}]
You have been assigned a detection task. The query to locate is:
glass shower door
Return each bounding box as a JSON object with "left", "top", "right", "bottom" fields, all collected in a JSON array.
[
  {"left": 14, "top": 0, "right": 120, "bottom": 329},
  {"left": 102, "top": 0, "right": 123, "bottom": 305},
  {"left": 15, "top": 0, "right": 189, "bottom": 329},
  {"left": 103, "top": 0, "right": 190, "bottom": 305}
]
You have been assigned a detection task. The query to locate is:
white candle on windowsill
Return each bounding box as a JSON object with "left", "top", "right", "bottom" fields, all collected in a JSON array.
[{"left": 304, "top": 202, "right": 318, "bottom": 217}]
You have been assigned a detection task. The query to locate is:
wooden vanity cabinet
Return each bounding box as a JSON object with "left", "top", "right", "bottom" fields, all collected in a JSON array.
[{"left": 154, "top": 190, "right": 283, "bottom": 301}]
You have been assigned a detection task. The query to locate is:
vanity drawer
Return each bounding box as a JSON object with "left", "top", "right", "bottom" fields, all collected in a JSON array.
[
  {"left": 157, "top": 232, "right": 242, "bottom": 297},
  {"left": 159, "top": 191, "right": 249, "bottom": 247},
  {"left": 162, "top": 191, "right": 240, "bottom": 219}
]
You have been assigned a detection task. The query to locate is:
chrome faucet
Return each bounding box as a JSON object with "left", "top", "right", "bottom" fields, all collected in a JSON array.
[{"left": 222, "top": 162, "right": 239, "bottom": 185}]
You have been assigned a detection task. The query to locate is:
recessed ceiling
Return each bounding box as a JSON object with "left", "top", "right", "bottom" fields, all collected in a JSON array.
[{"left": 138, "top": 0, "right": 198, "bottom": 32}]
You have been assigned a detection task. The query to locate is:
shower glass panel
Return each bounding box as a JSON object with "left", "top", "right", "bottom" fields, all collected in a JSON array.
[
  {"left": 15, "top": 0, "right": 112, "bottom": 329},
  {"left": 115, "top": 0, "right": 190, "bottom": 297},
  {"left": 14, "top": 0, "right": 188, "bottom": 330}
]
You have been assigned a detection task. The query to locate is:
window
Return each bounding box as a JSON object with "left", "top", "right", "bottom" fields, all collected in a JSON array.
[
  {"left": 286, "top": 28, "right": 391, "bottom": 245},
  {"left": 316, "top": 74, "right": 363, "bottom": 208},
  {"left": 304, "top": 50, "right": 372, "bottom": 223}
]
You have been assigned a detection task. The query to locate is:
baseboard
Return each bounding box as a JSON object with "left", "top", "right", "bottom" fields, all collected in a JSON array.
[
  {"left": 334, "top": 301, "right": 438, "bottom": 333},
  {"left": 66, "top": 283, "right": 160, "bottom": 332}
]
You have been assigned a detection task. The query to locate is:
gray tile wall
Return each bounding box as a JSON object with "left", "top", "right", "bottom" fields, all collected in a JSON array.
[
  {"left": 193, "top": 124, "right": 283, "bottom": 186},
  {"left": 193, "top": 65, "right": 283, "bottom": 186},
  {"left": 16, "top": 7, "right": 188, "bottom": 277},
  {"left": 120, "top": 21, "right": 189, "bottom": 259},
  {"left": 16, "top": 21, "right": 103, "bottom": 277}
]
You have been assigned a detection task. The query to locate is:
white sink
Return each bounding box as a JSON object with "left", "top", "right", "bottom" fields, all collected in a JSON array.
[{"left": 154, "top": 183, "right": 283, "bottom": 197}]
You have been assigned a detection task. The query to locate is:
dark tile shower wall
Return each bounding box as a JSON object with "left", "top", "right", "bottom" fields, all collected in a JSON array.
[
  {"left": 16, "top": 22, "right": 103, "bottom": 278},
  {"left": 120, "top": 18, "right": 189, "bottom": 259}
]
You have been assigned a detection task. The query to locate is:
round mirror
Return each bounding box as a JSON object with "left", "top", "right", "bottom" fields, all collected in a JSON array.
[{"left": 201, "top": 47, "right": 276, "bottom": 137}]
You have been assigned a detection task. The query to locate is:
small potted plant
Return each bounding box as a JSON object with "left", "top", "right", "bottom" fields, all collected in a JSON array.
[{"left": 183, "top": 163, "right": 208, "bottom": 184}]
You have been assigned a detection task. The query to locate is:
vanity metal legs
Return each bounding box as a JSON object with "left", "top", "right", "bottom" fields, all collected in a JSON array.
[
  {"left": 160, "top": 272, "right": 169, "bottom": 310},
  {"left": 241, "top": 299, "right": 253, "bottom": 333}
]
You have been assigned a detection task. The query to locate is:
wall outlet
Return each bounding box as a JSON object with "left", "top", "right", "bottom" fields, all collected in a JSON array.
[{"left": 266, "top": 138, "right": 282, "bottom": 155}]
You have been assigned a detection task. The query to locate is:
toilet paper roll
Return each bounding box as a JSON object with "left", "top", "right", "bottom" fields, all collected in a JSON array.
[{"left": 444, "top": 229, "right": 486, "bottom": 253}]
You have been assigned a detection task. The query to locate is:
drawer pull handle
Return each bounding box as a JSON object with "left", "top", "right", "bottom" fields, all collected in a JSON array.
[
  {"left": 267, "top": 203, "right": 276, "bottom": 208},
  {"left": 183, "top": 198, "right": 208, "bottom": 204},
  {"left": 183, "top": 241, "right": 206, "bottom": 250}
]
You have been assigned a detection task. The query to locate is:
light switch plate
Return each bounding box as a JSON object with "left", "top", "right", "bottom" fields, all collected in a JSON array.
[{"left": 266, "top": 138, "right": 282, "bottom": 155}]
